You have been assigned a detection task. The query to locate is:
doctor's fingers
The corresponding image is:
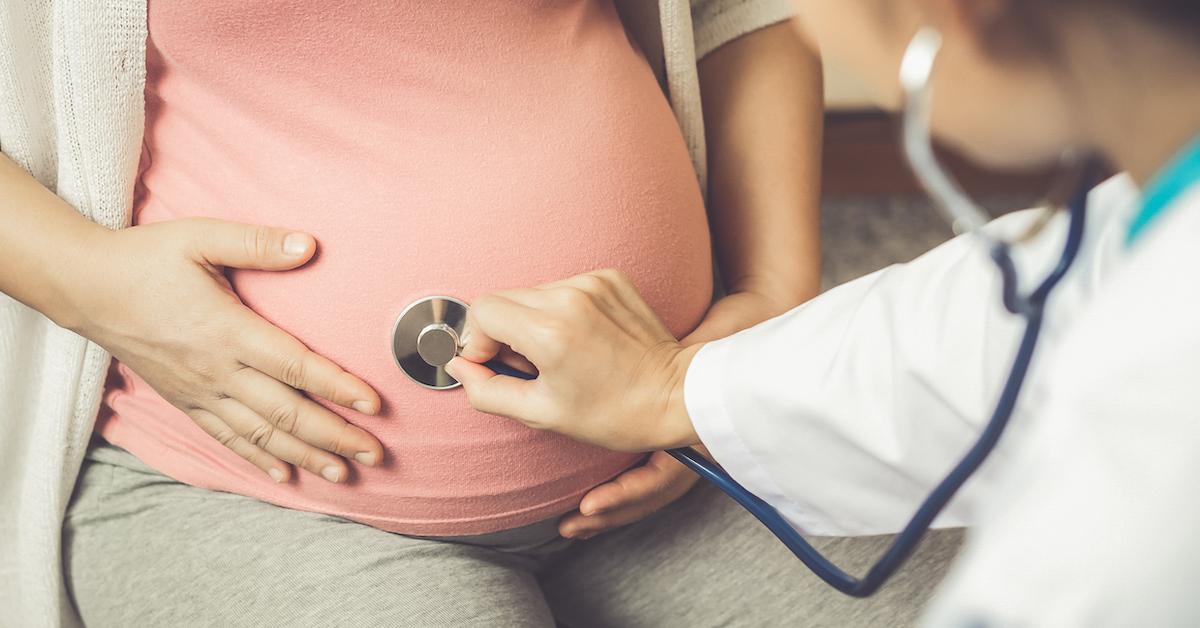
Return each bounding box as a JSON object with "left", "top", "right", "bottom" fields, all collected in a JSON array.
[
  {"left": 233, "top": 309, "right": 381, "bottom": 415},
  {"left": 534, "top": 271, "right": 667, "bottom": 339},
  {"left": 445, "top": 357, "right": 550, "bottom": 427},
  {"left": 226, "top": 366, "right": 383, "bottom": 468},
  {"left": 535, "top": 270, "right": 641, "bottom": 317},
  {"left": 460, "top": 294, "right": 557, "bottom": 364}
]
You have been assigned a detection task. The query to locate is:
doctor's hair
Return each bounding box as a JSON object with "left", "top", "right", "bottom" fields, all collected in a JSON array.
[{"left": 973, "top": 0, "right": 1200, "bottom": 59}]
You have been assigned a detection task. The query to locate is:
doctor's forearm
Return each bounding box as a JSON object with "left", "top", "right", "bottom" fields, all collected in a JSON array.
[{"left": 698, "top": 20, "right": 824, "bottom": 316}]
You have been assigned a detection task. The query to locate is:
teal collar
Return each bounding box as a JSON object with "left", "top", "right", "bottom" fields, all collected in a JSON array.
[{"left": 1127, "top": 134, "right": 1200, "bottom": 246}]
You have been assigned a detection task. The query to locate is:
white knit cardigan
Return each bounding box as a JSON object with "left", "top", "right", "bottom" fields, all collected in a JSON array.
[{"left": 0, "top": 0, "right": 794, "bottom": 625}]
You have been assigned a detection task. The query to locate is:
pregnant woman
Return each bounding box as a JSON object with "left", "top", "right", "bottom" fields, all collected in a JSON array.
[{"left": 0, "top": 1, "right": 959, "bottom": 626}]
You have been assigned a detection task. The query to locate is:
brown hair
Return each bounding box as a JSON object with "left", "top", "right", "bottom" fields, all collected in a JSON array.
[{"left": 980, "top": 0, "right": 1200, "bottom": 57}]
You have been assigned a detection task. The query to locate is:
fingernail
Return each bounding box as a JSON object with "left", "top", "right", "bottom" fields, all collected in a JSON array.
[
  {"left": 354, "top": 451, "right": 378, "bottom": 466},
  {"left": 580, "top": 503, "right": 604, "bottom": 517},
  {"left": 443, "top": 359, "right": 459, "bottom": 379},
  {"left": 321, "top": 466, "right": 342, "bottom": 482},
  {"left": 283, "top": 233, "right": 309, "bottom": 257},
  {"left": 352, "top": 399, "right": 376, "bottom": 414},
  {"left": 268, "top": 468, "right": 284, "bottom": 483}
]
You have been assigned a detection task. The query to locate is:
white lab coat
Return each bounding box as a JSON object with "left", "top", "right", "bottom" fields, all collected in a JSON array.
[{"left": 685, "top": 174, "right": 1200, "bottom": 627}]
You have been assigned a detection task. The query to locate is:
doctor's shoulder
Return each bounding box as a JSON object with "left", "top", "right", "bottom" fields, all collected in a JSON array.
[{"left": 1043, "top": 178, "right": 1200, "bottom": 431}]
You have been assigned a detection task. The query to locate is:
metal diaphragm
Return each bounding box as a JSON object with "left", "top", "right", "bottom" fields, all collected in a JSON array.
[{"left": 391, "top": 295, "right": 469, "bottom": 390}]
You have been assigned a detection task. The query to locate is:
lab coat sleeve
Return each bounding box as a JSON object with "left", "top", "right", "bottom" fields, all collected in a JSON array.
[{"left": 684, "top": 192, "right": 1128, "bottom": 536}]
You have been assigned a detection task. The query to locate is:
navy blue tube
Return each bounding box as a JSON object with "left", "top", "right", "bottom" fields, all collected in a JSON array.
[
  {"left": 483, "top": 360, "right": 537, "bottom": 380},
  {"left": 483, "top": 164, "right": 1095, "bottom": 598}
]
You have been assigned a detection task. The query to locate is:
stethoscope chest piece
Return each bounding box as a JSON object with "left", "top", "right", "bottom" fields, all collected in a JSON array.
[{"left": 392, "top": 295, "right": 469, "bottom": 390}]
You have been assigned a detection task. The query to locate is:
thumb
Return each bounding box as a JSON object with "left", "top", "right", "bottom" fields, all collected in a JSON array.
[
  {"left": 446, "top": 357, "right": 543, "bottom": 424},
  {"left": 190, "top": 219, "right": 316, "bottom": 270}
]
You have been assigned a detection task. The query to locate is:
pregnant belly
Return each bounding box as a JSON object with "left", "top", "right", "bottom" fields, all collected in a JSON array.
[
  {"left": 222, "top": 123, "right": 713, "bottom": 534},
  {"left": 103, "top": 0, "right": 713, "bottom": 535}
]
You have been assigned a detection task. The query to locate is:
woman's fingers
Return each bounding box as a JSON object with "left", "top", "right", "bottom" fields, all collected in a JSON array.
[
  {"left": 186, "top": 218, "right": 316, "bottom": 271},
  {"left": 558, "top": 452, "right": 698, "bottom": 539},
  {"left": 238, "top": 311, "right": 381, "bottom": 415},
  {"left": 188, "top": 407, "right": 291, "bottom": 483},
  {"left": 228, "top": 366, "right": 383, "bottom": 467},
  {"left": 212, "top": 397, "right": 352, "bottom": 482}
]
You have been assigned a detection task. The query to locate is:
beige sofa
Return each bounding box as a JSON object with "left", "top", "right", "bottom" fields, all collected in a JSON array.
[{"left": 824, "top": 57, "right": 877, "bottom": 111}]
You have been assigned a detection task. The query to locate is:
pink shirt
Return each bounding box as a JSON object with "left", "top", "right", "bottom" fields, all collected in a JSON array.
[{"left": 97, "top": 0, "right": 713, "bottom": 536}]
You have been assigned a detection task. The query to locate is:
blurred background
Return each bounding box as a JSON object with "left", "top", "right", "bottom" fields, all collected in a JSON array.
[{"left": 819, "top": 57, "right": 1050, "bottom": 289}]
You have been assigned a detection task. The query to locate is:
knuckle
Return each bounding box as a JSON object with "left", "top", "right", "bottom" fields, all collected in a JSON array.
[
  {"left": 247, "top": 423, "right": 276, "bottom": 449},
  {"left": 328, "top": 422, "right": 352, "bottom": 455},
  {"left": 244, "top": 225, "right": 274, "bottom": 262},
  {"left": 576, "top": 274, "right": 607, "bottom": 294},
  {"left": 295, "top": 448, "right": 317, "bottom": 472},
  {"left": 594, "top": 270, "right": 626, "bottom": 301},
  {"left": 213, "top": 428, "right": 240, "bottom": 449},
  {"left": 558, "top": 286, "right": 591, "bottom": 310},
  {"left": 278, "top": 356, "right": 308, "bottom": 388},
  {"left": 265, "top": 402, "right": 301, "bottom": 434},
  {"left": 598, "top": 267, "right": 628, "bottom": 284}
]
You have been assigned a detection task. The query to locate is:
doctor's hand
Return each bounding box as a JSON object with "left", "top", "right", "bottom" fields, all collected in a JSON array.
[
  {"left": 554, "top": 289, "right": 797, "bottom": 538},
  {"left": 55, "top": 218, "right": 384, "bottom": 484},
  {"left": 446, "top": 269, "right": 702, "bottom": 453}
]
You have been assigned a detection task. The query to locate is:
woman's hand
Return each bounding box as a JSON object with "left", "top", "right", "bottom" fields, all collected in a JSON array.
[
  {"left": 558, "top": 450, "right": 697, "bottom": 539},
  {"left": 59, "top": 218, "right": 384, "bottom": 484},
  {"left": 553, "top": 290, "right": 798, "bottom": 539},
  {"left": 447, "top": 269, "right": 702, "bottom": 452}
]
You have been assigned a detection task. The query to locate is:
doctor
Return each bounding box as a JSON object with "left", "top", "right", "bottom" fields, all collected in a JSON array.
[{"left": 445, "top": 0, "right": 1200, "bottom": 625}]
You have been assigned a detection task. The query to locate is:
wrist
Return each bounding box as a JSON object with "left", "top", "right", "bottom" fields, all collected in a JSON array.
[
  {"left": 682, "top": 289, "right": 799, "bottom": 347},
  {"left": 41, "top": 221, "right": 113, "bottom": 334},
  {"left": 661, "top": 342, "right": 704, "bottom": 449},
  {"left": 0, "top": 155, "right": 114, "bottom": 333}
]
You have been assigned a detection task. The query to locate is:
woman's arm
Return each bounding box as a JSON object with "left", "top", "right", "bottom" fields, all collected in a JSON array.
[
  {"left": 697, "top": 19, "right": 823, "bottom": 335},
  {"left": 0, "top": 155, "right": 111, "bottom": 323},
  {"left": 0, "top": 153, "right": 383, "bottom": 482}
]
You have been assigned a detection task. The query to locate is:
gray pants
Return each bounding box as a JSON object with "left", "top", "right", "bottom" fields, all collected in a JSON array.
[{"left": 64, "top": 442, "right": 964, "bottom": 627}]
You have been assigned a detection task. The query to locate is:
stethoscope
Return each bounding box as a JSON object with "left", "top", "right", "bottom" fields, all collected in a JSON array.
[{"left": 389, "top": 27, "right": 1099, "bottom": 597}]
